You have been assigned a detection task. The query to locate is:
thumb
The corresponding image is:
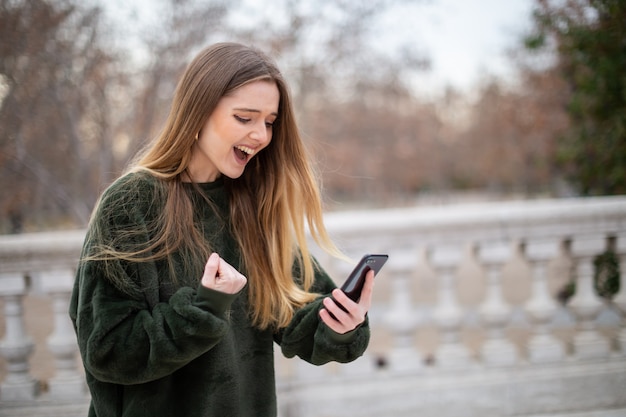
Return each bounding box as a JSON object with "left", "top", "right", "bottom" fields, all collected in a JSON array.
[{"left": 203, "top": 253, "right": 220, "bottom": 280}]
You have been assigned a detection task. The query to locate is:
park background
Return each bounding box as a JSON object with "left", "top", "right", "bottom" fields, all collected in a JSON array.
[{"left": 1, "top": 0, "right": 624, "bottom": 234}]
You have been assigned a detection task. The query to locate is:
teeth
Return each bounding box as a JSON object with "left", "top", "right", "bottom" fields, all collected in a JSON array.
[{"left": 235, "top": 145, "right": 254, "bottom": 155}]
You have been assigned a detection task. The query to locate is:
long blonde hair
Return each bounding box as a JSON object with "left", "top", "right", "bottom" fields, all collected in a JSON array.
[{"left": 91, "top": 42, "right": 342, "bottom": 329}]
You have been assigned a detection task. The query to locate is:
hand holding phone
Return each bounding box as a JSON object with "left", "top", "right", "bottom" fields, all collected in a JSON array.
[
  {"left": 329, "top": 254, "right": 388, "bottom": 318},
  {"left": 340, "top": 254, "right": 388, "bottom": 302}
]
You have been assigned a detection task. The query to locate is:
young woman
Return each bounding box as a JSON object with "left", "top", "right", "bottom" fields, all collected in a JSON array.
[{"left": 70, "top": 42, "right": 374, "bottom": 417}]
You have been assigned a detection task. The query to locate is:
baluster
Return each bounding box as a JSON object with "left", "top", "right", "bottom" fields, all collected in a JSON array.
[
  {"left": 0, "top": 272, "right": 38, "bottom": 401},
  {"left": 523, "top": 239, "right": 566, "bottom": 363},
  {"left": 39, "top": 269, "right": 85, "bottom": 399},
  {"left": 612, "top": 233, "right": 626, "bottom": 356},
  {"left": 568, "top": 235, "right": 610, "bottom": 359},
  {"left": 431, "top": 244, "right": 472, "bottom": 368},
  {"left": 383, "top": 249, "right": 421, "bottom": 373},
  {"left": 478, "top": 242, "right": 517, "bottom": 366}
]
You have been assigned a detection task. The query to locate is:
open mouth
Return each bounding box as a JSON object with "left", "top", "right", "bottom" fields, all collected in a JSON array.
[{"left": 234, "top": 145, "right": 254, "bottom": 161}]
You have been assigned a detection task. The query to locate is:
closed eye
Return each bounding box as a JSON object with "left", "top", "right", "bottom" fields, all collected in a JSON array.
[{"left": 234, "top": 115, "right": 250, "bottom": 124}]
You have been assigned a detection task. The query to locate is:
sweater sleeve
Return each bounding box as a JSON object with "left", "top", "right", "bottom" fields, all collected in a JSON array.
[
  {"left": 275, "top": 262, "right": 370, "bottom": 365},
  {"left": 69, "top": 175, "right": 240, "bottom": 385}
]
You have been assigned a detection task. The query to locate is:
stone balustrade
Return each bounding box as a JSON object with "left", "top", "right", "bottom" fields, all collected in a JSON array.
[{"left": 1, "top": 197, "right": 625, "bottom": 417}]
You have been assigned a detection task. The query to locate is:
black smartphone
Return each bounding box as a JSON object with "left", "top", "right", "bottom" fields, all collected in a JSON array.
[{"left": 329, "top": 254, "right": 388, "bottom": 318}]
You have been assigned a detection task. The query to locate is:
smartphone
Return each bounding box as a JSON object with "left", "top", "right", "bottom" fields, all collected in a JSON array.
[{"left": 330, "top": 254, "right": 388, "bottom": 317}]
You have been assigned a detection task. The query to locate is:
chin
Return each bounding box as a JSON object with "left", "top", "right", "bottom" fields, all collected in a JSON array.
[{"left": 223, "top": 170, "right": 245, "bottom": 180}]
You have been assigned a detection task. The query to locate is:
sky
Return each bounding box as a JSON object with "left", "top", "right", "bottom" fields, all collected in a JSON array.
[
  {"left": 102, "top": 0, "right": 537, "bottom": 98},
  {"left": 372, "top": 0, "right": 536, "bottom": 97}
]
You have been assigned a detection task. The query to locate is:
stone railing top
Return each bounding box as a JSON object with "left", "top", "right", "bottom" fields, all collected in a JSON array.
[
  {"left": 0, "top": 229, "right": 86, "bottom": 273},
  {"left": 322, "top": 196, "right": 626, "bottom": 241},
  {"left": 1, "top": 196, "right": 625, "bottom": 273}
]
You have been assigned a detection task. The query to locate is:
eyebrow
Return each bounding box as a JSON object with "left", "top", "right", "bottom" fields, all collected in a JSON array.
[{"left": 234, "top": 107, "right": 278, "bottom": 117}]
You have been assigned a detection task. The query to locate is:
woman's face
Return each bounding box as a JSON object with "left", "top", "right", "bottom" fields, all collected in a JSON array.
[{"left": 188, "top": 80, "right": 279, "bottom": 182}]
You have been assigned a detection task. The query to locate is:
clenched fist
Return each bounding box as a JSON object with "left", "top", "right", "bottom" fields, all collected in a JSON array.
[{"left": 201, "top": 253, "right": 247, "bottom": 294}]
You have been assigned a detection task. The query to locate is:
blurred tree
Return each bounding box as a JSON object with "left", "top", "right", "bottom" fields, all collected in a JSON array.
[
  {"left": 0, "top": 0, "right": 121, "bottom": 232},
  {"left": 525, "top": 0, "right": 626, "bottom": 195},
  {"left": 117, "top": 0, "right": 233, "bottom": 157},
  {"left": 230, "top": 0, "right": 430, "bottom": 206},
  {"left": 0, "top": 0, "right": 432, "bottom": 230},
  {"left": 0, "top": 0, "right": 430, "bottom": 230},
  {"left": 456, "top": 69, "right": 569, "bottom": 196},
  {"left": 107, "top": 0, "right": 428, "bottom": 208}
]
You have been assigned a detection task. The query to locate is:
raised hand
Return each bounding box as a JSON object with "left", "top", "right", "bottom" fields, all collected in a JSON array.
[{"left": 201, "top": 253, "right": 247, "bottom": 294}]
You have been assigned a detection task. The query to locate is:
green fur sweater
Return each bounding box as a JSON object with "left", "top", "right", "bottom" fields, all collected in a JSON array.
[{"left": 69, "top": 172, "right": 370, "bottom": 417}]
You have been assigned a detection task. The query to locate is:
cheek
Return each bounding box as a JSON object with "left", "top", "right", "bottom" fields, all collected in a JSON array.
[{"left": 203, "top": 129, "right": 230, "bottom": 152}]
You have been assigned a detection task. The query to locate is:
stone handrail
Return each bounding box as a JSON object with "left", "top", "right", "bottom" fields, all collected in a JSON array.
[{"left": 1, "top": 197, "right": 625, "bottom": 416}]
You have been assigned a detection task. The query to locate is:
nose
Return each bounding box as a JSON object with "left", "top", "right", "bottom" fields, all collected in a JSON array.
[{"left": 249, "top": 121, "right": 270, "bottom": 144}]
